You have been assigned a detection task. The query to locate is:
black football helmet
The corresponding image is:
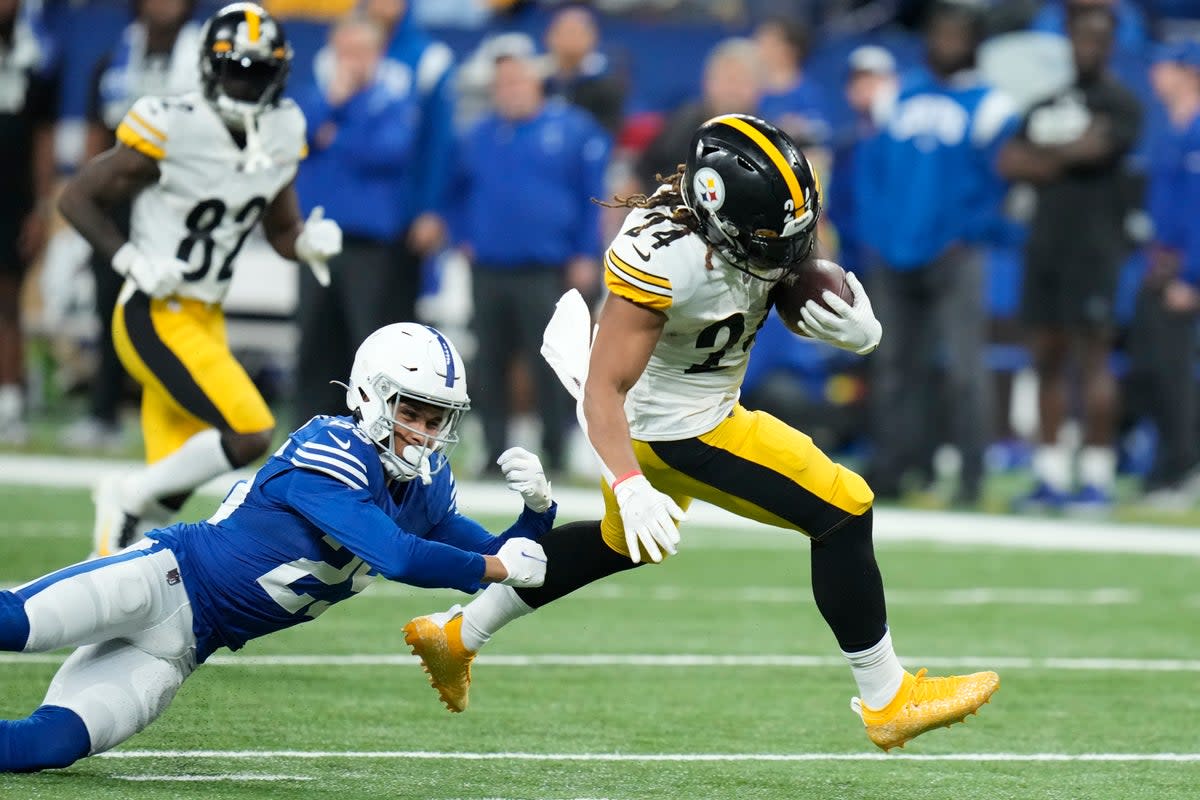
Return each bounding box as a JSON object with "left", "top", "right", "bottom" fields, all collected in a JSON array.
[
  {"left": 682, "top": 114, "right": 822, "bottom": 280},
  {"left": 200, "top": 3, "right": 291, "bottom": 124}
]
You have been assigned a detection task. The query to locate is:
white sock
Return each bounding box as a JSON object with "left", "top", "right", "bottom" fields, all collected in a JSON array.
[
  {"left": 0, "top": 384, "right": 23, "bottom": 423},
  {"left": 460, "top": 583, "right": 533, "bottom": 652},
  {"left": 843, "top": 629, "right": 906, "bottom": 710},
  {"left": 1033, "top": 444, "right": 1073, "bottom": 492},
  {"left": 1078, "top": 446, "right": 1116, "bottom": 490},
  {"left": 124, "top": 429, "right": 233, "bottom": 515}
]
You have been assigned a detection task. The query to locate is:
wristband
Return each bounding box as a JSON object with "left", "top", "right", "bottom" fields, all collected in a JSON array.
[{"left": 611, "top": 469, "right": 643, "bottom": 489}]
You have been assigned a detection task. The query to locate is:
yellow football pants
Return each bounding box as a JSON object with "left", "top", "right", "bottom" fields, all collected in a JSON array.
[
  {"left": 112, "top": 289, "right": 274, "bottom": 464},
  {"left": 600, "top": 405, "right": 874, "bottom": 559}
]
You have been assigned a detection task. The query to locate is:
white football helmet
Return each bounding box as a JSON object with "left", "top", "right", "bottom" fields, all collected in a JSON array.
[{"left": 345, "top": 323, "right": 470, "bottom": 483}]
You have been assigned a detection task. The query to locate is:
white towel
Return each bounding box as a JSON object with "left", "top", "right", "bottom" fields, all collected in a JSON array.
[{"left": 540, "top": 290, "right": 614, "bottom": 484}]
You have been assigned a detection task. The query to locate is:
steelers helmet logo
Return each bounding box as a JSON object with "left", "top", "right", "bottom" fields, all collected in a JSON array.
[{"left": 693, "top": 167, "right": 725, "bottom": 212}]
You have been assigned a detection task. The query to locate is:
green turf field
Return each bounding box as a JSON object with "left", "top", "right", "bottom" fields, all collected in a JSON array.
[{"left": 1, "top": 484, "right": 1199, "bottom": 799}]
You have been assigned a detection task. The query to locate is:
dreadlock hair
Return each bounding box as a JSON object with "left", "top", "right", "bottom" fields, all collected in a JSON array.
[{"left": 597, "top": 164, "right": 718, "bottom": 271}]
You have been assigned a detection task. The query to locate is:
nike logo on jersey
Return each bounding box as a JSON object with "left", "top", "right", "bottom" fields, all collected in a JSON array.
[
  {"left": 329, "top": 433, "right": 352, "bottom": 450},
  {"left": 631, "top": 244, "right": 653, "bottom": 262}
]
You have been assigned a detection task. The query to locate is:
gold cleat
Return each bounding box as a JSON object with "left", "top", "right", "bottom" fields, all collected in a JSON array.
[
  {"left": 853, "top": 668, "right": 1000, "bottom": 751},
  {"left": 403, "top": 608, "right": 477, "bottom": 713}
]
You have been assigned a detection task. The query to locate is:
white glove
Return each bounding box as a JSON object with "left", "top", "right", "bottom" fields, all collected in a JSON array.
[
  {"left": 112, "top": 243, "right": 186, "bottom": 298},
  {"left": 495, "top": 537, "right": 548, "bottom": 588},
  {"left": 295, "top": 206, "right": 343, "bottom": 287},
  {"left": 613, "top": 473, "right": 685, "bottom": 564},
  {"left": 796, "top": 271, "right": 883, "bottom": 355},
  {"left": 497, "top": 447, "right": 553, "bottom": 513}
]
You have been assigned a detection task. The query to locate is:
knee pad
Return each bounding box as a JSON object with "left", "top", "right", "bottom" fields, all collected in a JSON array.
[
  {"left": 0, "top": 705, "right": 90, "bottom": 772},
  {"left": 0, "top": 591, "right": 30, "bottom": 651}
]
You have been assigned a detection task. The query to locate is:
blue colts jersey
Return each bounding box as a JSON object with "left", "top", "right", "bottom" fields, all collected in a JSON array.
[
  {"left": 856, "top": 68, "right": 1018, "bottom": 269},
  {"left": 149, "top": 415, "right": 555, "bottom": 661}
]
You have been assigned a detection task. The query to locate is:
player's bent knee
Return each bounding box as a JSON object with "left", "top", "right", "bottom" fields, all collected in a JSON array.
[
  {"left": 44, "top": 642, "right": 191, "bottom": 755},
  {"left": 837, "top": 465, "right": 875, "bottom": 513},
  {"left": 223, "top": 428, "right": 274, "bottom": 468}
]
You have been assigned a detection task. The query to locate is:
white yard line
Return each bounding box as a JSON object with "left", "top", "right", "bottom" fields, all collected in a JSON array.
[
  {"left": 97, "top": 749, "right": 1200, "bottom": 763},
  {"left": 114, "top": 774, "right": 311, "bottom": 782},
  {"left": 2, "top": 521, "right": 88, "bottom": 538},
  {"left": 3, "top": 453, "right": 1200, "bottom": 555},
  {"left": 6, "top": 653, "right": 1200, "bottom": 671}
]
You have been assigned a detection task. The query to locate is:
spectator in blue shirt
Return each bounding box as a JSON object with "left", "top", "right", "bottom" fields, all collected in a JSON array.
[
  {"left": 856, "top": 1, "right": 1017, "bottom": 505},
  {"left": 293, "top": 15, "right": 425, "bottom": 423},
  {"left": 827, "top": 44, "right": 897, "bottom": 276},
  {"left": 1129, "top": 42, "right": 1200, "bottom": 505},
  {"left": 754, "top": 16, "right": 831, "bottom": 150},
  {"left": 451, "top": 49, "right": 610, "bottom": 475}
]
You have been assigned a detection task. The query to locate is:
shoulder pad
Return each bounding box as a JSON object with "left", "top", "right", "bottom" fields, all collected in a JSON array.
[
  {"left": 288, "top": 417, "right": 379, "bottom": 492},
  {"left": 604, "top": 207, "right": 697, "bottom": 312},
  {"left": 116, "top": 96, "right": 172, "bottom": 161},
  {"left": 267, "top": 99, "right": 309, "bottom": 162}
]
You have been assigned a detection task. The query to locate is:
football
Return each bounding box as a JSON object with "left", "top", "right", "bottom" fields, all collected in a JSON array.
[{"left": 772, "top": 259, "right": 854, "bottom": 336}]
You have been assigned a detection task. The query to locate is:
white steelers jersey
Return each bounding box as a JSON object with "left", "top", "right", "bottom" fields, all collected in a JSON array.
[
  {"left": 116, "top": 91, "right": 307, "bottom": 304},
  {"left": 603, "top": 203, "right": 776, "bottom": 441}
]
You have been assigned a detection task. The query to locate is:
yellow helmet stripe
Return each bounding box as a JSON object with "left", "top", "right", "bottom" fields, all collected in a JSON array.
[
  {"left": 246, "top": 8, "right": 261, "bottom": 42},
  {"left": 716, "top": 116, "right": 805, "bottom": 216}
]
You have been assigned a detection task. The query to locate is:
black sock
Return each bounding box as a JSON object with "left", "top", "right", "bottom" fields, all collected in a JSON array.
[
  {"left": 809, "top": 508, "right": 888, "bottom": 652},
  {"left": 160, "top": 492, "right": 190, "bottom": 513},
  {"left": 515, "top": 520, "right": 642, "bottom": 608}
]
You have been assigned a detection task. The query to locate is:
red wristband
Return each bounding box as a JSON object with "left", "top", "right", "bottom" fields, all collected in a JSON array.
[{"left": 611, "top": 470, "right": 643, "bottom": 489}]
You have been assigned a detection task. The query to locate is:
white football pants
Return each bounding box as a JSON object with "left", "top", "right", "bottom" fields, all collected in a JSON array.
[{"left": 13, "top": 541, "right": 196, "bottom": 754}]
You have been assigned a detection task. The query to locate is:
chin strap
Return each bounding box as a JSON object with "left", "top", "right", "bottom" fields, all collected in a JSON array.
[{"left": 241, "top": 109, "right": 274, "bottom": 174}]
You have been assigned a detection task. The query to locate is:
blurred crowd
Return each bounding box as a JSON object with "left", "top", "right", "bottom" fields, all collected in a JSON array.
[{"left": 4, "top": 0, "right": 1200, "bottom": 513}]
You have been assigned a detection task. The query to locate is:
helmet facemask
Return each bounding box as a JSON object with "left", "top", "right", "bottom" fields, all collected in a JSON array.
[
  {"left": 205, "top": 51, "right": 290, "bottom": 130},
  {"left": 359, "top": 375, "right": 468, "bottom": 485}
]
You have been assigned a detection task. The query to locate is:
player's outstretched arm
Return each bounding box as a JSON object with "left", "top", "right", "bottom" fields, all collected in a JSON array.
[
  {"left": 58, "top": 146, "right": 160, "bottom": 263},
  {"left": 428, "top": 496, "right": 557, "bottom": 557}
]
